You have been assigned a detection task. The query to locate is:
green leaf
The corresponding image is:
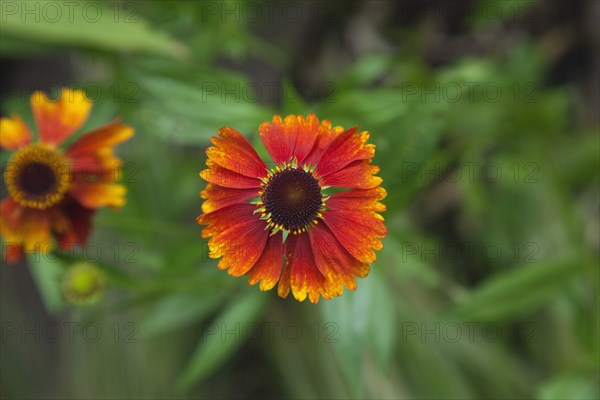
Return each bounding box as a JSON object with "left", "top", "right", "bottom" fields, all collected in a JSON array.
[
  {"left": 133, "top": 74, "right": 272, "bottom": 145},
  {"left": 1, "top": 0, "right": 187, "bottom": 58},
  {"left": 176, "top": 289, "right": 267, "bottom": 391},
  {"left": 447, "top": 258, "right": 591, "bottom": 322},
  {"left": 319, "top": 265, "right": 398, "bottom": 388},
  {"left": 140, "top": 292, "right": 226, "bottom": 338},
  {"left": 27, "top": 253, "right": 65, "bottom": 313},
  {"left": 368, "top": 269, "right": 397, "bottom": 371},
  {"left": 538, "top": 371, "right": 599, "bottom": 400}
]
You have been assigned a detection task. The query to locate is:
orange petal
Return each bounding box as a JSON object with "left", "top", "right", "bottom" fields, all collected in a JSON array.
[
  {"left": 0, "top": 199, "right": 25, "bottom": 261},
  {"left": 259, "top": 114, "right": 320, "bottom": 164},
  {"left": 0, "top": 198, "right": 22, "bottom": 238},
  {"left": 303, "top": 122, "right": 344, "bottom": 166},
  {"left": 69, "top": 182, "right": 126, "bottom": 209},
  {"left": 322, "top": 207, "right": 387, "bottom": 265},
  {"left": 247, "top": 231, "right": 284, "bottom": 291},
  {"left": 320, "top": 160, "right": 382, "bottom": 189},
  {"left": 283, "top": 233, "right": 324, "bottom": 303},
  {"left": 206, "top": 127, "right": 267, "bottom": 178},
  {"left": 200, "top": 161, "right": 262, "bottom": 189},
  {"left": 70, "top": 147, "right": 121, "bottom": 182},
  {"left": 31, "top": 88, "right": 92, "bottom": 146},
  {"left": 65, "top": 120, "right": 133, "bottom": 157},
  {"left": 198, "top": 204, "right": 268, "bottom": 277},
  {"left": 0, "top": 115, "right": 31, "bottom": 150},
  {"left": 200, "top": 183, "right": 258, "bottom": 214},
  {"left": 277, "top": 253, "right": 292, "bottom": 299},
  {"left": 316, "top": 129, "right": 375, "bottom": 177},
  {"left": 309, "top": 223, "right": 370, "bottom": 292},
  {"left": 0, "top": 198, "right": 52, "bottom": 253},
  {"left": 327, "top": 187, "right": 387, "bottom": 212}
]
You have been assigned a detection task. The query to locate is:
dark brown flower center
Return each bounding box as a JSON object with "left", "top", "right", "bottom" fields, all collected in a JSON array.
[
  {"left": 261, "top": 167, "right": 322, "bottom": 233},
  {"left": 5, "top": 144, "right": 71, "bottom": 209},
  {"left": 18, "top": 162, "right": 57, "bottom": 196}
]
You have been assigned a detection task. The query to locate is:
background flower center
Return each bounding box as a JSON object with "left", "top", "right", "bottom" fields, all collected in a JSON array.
[
  {"left": 18, "top": 162, "right": 57, "bottom": 196},
  {"left": 5, "top": 144, "right": 71, "bottom": 209},
  {"left": 261, "top": 167, "right": 322, "bottom": 232}
]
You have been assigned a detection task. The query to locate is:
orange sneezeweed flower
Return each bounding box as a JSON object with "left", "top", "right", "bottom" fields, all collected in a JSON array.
[
  {"left": 0, "top": 88, "right": 134, "bottom": 263},
  {"left": 197, "top": 114, "right": 387, "bottom": 303}
]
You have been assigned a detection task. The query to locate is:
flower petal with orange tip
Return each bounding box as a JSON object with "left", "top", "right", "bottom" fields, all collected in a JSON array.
[
  {"left": 303, "top": 122, "right": 344, "bottom": 166},
  {"left": 259, "top": 114, "right": 320, "bottom": 164},
  {"left": 69, "top": 182, "right": 127, "bottom": 209},
  {"left": 214, "top": 222, "right": 266, "bottom": 276},
  {"left": 247, "top": 231, "right": 284, "bottom": 291},
  {"left": 65, "top": 119, "right": 134, "bottom": 157},
  {"left": 198, "top": 204, "right": 268, "bottom": 277},
  {"left": 197, "top": 203, "right": 256, "bottom": 238},
  {"left": 316, "top": 128, "right": 375, "bottom": 177},
  {"left": 70, "top": 147, "right": 121, "bottom": 183},
  {"left": 200, "top": 162, "right": 262, "bottom": 189},
  {"left": 322, "top": 207, "right": 387, "bottom": 265},
  {"left": 0, "top": 115, "right": 31, "bottom": 150},
  {"left": 320, "top": 160, "right": 382, "bottom": 189},
  {"left": 0, "top": 198, "right": 23, "bottom": 239},
  {"left": 16, "top": 208, "right": 53, "bottom": 253},
  {"left": 207, "top": 127, "right": 266, "bottom": 178},
  {"left": 0, "top": 198, "right": 51, "bottom": 252},
  {"left": 283, "top": 233, "right": 325, "bottom": 303},
  {"left": 200, "top": 183, "right": 258, "bottom": 214},
  {"left": 327, "top": 187, "right": 387, "bottom": 212},
  {"left": 31, "top": 88, "right": 92, "bottom": 146},
  {"left": 309, "top": 223, "right": 369, "bottom": 292}
]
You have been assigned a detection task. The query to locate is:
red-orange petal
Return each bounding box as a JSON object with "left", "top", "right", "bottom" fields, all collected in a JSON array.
[
  {"left": 277, "top": 251, "right": 292, "bottom": 299},
  {"left": 55, "top": 197, "right": 94, "bottom": 250},
  {"left": 200, "top": 161, "right": 262, "bottom": 189},
  {"left": 282, "top": 233, "right": 324, "bottom": 303},
  {"left": 309, "top": 223, "right": 369, "bottom": 292},
  {"left": 259, "top": 114, "right": 320, "bottom": 164},
  {"left": 31, "top": 88, "right": 92, "bottom": 146},
  {"left": 200, "top": 183, "right": 258, "bottom": 214},
  {"left": 65, "top": 119, "right": 134, "bottom": 157},
  {"left": 3, "top": 243, "right": 23, "bottom": 264},
  {"left": 1, "top": 202, "right": 52, "bottom": 252},
  {"left": 322, "top": 207, "right": 387, "bottom": 265},
  {"left": 247, "top": 231, "right": 284, "bottom": 291},
  {"left": 0, "top": 198, "right": 22, "bottom": 236},
  {"left": 69, "top": 147, "right": 121, "bottom": 182},
  {"left": 303, "top": 121, "right": 344, "bottom": 166},
  {"left": 198, "top": 204, "right": 269, "bottom": 277},
  {"left": 69, "top": 182, "right": 126, "bottom": 209},
  {"left": 316, "top": 128, "right": 375, "bottom": 177},
  {"left": 320, "top": 160, "right": 382, "bottom": 189},
  {"left": 327, "top": 187, "right": 387, "bottom": 212},
  {"left": 207, "top": 127, "right": 266, "bottom": 178},
  {"left": 0, "top": 116, "right": 31, "bottom": 150}
]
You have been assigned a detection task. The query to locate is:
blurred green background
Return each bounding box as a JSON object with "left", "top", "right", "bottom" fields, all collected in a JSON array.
[{"left": 1, "top": 0, "right": 598, "bottom": 399}]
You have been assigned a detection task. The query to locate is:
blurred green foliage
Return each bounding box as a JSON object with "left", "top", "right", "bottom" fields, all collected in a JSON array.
[{"left": 1, "top": 0, "right": 598, "bottom": 399}]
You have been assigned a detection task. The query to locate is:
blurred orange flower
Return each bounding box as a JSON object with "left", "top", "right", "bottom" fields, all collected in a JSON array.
[
  {"left": 197, "top": 114, "right": 387, "bottom": 303},
  {"left": 1, "top": 88, "right": 134, "bottom": 263}
]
